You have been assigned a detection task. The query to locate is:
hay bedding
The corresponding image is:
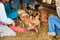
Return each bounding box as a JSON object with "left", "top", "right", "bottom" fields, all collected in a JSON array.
[
  {"left": 0, "top": 7, "right": 59, "bottom": 40},
  {"left": 0, "top": 25, "right": 52, "bottom": 40}
]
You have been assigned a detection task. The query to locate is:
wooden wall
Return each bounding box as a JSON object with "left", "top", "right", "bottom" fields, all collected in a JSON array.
[
  {"left": 36, "top": 0, "right": 55, "bottom": 4},
  {"left": 36, "top": 0, "right": 56, "bottom": 9}
]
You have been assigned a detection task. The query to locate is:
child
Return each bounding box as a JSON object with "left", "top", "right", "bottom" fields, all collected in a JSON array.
[
  {"left": 48, "top": 0, "right": 60, "bottom": 36},
  {"left": 2, "top": 0, "right": 28, "bottom": 33},
  {"left": 0, "top": 1, "right": 27, "bottom": 37},
  {"left": 0, "top": 1, "right": 16, "bottom": 37}
]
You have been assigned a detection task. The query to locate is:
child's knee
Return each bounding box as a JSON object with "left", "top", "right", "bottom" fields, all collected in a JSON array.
[
  {"left": 6, "top": 31, "right": 16, "bottom": 36},
  {"left": 10, "top": 31, "right": 16, "bottom": 36},
  {"left": 3, "top": 26, "right": 16, "bottom": 36},
  {"left": 6, "top": 30, "right": 16, "bottom": 36},
  {"left": 1, "top": 31, "right": 16, "bottom": 37}
]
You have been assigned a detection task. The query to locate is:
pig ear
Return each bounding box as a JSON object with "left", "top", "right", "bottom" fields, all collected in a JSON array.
[
  {"left": 36, "top": 15, "right": 39, "bottom": 18},
  {"left": 38, "top": 5, "right": 44, "bottom": 10}
]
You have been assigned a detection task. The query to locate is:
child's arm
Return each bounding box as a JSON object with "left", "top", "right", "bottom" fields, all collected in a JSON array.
[{"left": 0, "top": 2, "right": 14, "bottom": 25}]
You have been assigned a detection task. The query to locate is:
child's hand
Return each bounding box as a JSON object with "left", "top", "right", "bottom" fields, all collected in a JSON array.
[{"left": 8, "top": 21, "right": 15, "bottom": 26}]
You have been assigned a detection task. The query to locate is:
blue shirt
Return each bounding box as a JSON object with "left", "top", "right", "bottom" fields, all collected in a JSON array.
[{"left": 4, "top": 2, "right": 18, "bottom": 19}]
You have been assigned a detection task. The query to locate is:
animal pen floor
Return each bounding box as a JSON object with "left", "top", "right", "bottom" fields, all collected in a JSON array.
[{"left": 0, "top": 7, "right": 60, "bottom": 40}]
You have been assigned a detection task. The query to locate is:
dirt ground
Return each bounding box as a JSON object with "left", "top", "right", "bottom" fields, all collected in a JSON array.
[{"left": 0, "top": 8, "right": 60, "bottom": 40}]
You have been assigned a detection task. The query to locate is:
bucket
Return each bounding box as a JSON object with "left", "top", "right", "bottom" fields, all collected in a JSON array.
[{"left": 56, "top": 7, "right": 60, "bottom": 18}]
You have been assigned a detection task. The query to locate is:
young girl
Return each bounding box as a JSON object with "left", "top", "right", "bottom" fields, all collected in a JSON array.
[
  {"left": 0, "top": 1, "right": 16, "bottom": 37},
  {"left": 1, "top": 0, "right": 28, "bottom": 33}
]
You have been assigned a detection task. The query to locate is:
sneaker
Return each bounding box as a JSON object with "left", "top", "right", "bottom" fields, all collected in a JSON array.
[{"left": 48, "top": 32, "right": 56, "bottom": 36}]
